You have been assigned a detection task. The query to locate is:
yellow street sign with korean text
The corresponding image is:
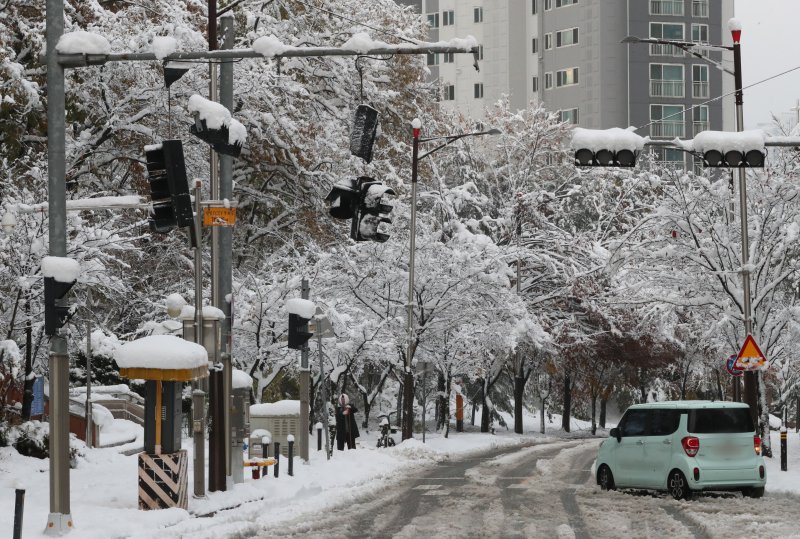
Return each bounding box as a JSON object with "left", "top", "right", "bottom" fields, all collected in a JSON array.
[{"left": 203, "top": 207, "right": 237, "bottom": 227}]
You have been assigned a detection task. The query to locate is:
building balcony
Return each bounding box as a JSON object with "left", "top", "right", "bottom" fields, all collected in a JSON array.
[
  {"left": 650, "top": 80, "right": 685, "bottom": 98},
  {"left": 650, "top": 0, "right": 684, "bottom": 16},
  {"left": 692, "top": 81, "right": 709, "bottom": 99},
  {"left": 650, "top": 43, "right": 684, "bottom": 57},
  {"left": 692, "top": 1, "right": 709, "bottom": 18},
  {"left": 693, "top": 121, "right": 709, "bottom": 137},
  {"left": 650, "top": 121, "right": 685, "bottom": 139}
]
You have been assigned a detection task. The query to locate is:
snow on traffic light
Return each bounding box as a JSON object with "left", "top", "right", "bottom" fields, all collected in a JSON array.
[
  {"left": 41, "top": 256, "right": 80, "bottom": 336},
  {"left": 571, "top": 127, "right": 646, "bottom": 167},
  {"left": 686, "top": 130, "right": 765, "bottom": 168},
  {"left": 286, "top": 298, "right": 315, "bottom": 350}
]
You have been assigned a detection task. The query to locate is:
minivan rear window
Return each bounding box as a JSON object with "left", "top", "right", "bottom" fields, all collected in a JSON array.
[{"left": 687, "top": 408, "right": 754, "bottom": 433}]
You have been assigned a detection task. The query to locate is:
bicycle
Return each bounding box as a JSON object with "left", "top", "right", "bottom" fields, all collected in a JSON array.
[{"left": 376, "top": 411, "right": 397, "bottom": 448}]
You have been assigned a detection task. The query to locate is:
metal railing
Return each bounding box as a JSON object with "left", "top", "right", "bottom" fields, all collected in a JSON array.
[
  {"left": 692, "top": 81, "right": 709, "bottom": 98},
  {"left": 650, "top": 43, "right": 685, "bottom": 57},
  {"left": 692, "top": 1, "right": 708, "bottom": 17},
  {"left": 650, "top": 0, "right": 684, "bottom": 16},
  {"left": 650, "top": 121, "right": 685, "bottom": 138},
  {"left": 693, "top": 121, "right": 709, "bottom": 136},
  {"left": 93, "top": 399, "right": 145, "bottom": 426},
  {"left": 650, "top": 80, "right": 685, "bottom": 98}
]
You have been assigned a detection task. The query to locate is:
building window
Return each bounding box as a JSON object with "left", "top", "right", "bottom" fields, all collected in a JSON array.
[
  {"left": 474, "top": 7, "right": 483, "bottom": 23},
  {"left": 649, "top": 0, "right": 684, "bottom": 16},
  {"left": 427, "top": 53, "right": 439, "bottom": 66},
  {"left": 474, "top": 83, "right": 484, "bottom": 98},
  {"left": 545, "top": 0, "right": 552, "bottom": 10},
  {"left": 649, "top": 64, "right": 684, "bottom": 97},
  {"left": 693, "top": 105, "right": 709, "bottom": 136},
  {"left": 692, "top": 0, "right": 708, "bottom": 17},
  {"left": 532, "top": 76, "right": 538, "bottom": 92},
  {"left": 691, "top": 23, "right": 708, "bottom": 43},
  {"left": 427, "top": 13, "right": 439, "bottom": 28},
  {"left": 443, "top": 84, "right": 455, "bottom": 101},
  {"left": 692, "top": 64, "right": 709, "bottom": 98},
  {"left": 478, "top": 45, "right": 484, "bottom": 60},
  {"left": 650, "top": 104, "right": 685, "bottom": 138},
  {"left": 544, "top": 72, "right": 553, "bottom": 89},
  {"left": 443, "top": 10, "right": 455, "bottom": 26},
  {"left": 555, "top": 0, "right": 577, "bottom": 7},
  {"left": 443, "top": 52, "right": 455, "bottom": 63},
  {"left": 649, "top": 22, "right": 685, "bottom": 56},
  {"left": 544, "top": 33, "right": 552, "bottom": 50},
  {"left": 556, "top": 28, "right": 579, "bottom": 47},
  {"left": 559, "top": 108, "right": 579, "bottom": 124},
  {"left": 532, "top": 0, "right": 538, "bottom": 14},
  {"left": 532, "top": 38, "right": 538, "bottom": 54},
  {"left": 556, "top": 67, "right": 579, "bottom": 87}
]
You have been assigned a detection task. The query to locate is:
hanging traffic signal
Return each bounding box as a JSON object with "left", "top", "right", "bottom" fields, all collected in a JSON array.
[
  {"left": 44, "top": 277, "right": 76, "bottom": 336},
  {"left": 144, "top": 140, "right": 193, "bottom": 232},
  {"left": 288, "top": 313, "right": 313, "bottom": 350},
  {"left": 694, "top": 130, "right": 766, "bottom": 168},
  {"left": 570, "top": 127, "right": 645, "bottom": 168},
  {"left": 574, "top": 148, "right": 637, "bottom": 167},
  {"left": 352, "top": 177, "right": 395, "bottom": 242},
  {"left": 350, "top": 104, "right": 379, "bottom": 163},
  {"left": 325, "top": 179, "right": 359, "bottom": 220}
]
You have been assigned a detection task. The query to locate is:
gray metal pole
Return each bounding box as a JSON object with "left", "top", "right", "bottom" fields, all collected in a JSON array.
[
  {"left": 403, "top": 122, "right": 420, "bottom": 441},
  {"left": 514, "top": 197, "right": 524, "bottom": 435},
  {"left": 192, "top": 389, "right": 206, "bottom": 497},
  {"left": 45, "top": 0, "right": 72, "bottom": 533},
  {"left": 219, "top": 12, "right": 236, "bottom": 481},
  {"left": 299, "top": 279, "right": 310, "bottom": 461},
  {"left": 318, "top": 328, "right": 330, "bottom": 460},
  {"left": 85, "top": 321, "right": 92, "bottom": 448}
]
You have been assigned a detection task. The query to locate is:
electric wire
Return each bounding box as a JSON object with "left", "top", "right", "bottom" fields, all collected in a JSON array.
[{"left": 293, "top": 0, "right": 420, "bottom": 45}]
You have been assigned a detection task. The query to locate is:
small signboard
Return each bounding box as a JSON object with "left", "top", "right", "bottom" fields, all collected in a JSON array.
[
  {"left": 725, "top": 354, "right": 743, "bottom": 377},
  {"left": 734, "top": 334, "right": 767, "bottom": 371},
  {"left": 203, "top": 207, "right": 237, "bottom": 227},
  {"left": 31, "top": 376, "right": 45, "bottom": 416}
]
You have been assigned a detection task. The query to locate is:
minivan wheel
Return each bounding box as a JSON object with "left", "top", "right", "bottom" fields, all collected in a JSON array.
[
  {"left": 598, "top": 465, "right": 615, "bottom": 491},
  {"left": 668, "top": 470, "right": 692, "bottom": 500},
  {"left": 742, "top": 487, "right": 765, "bottom": 498}
]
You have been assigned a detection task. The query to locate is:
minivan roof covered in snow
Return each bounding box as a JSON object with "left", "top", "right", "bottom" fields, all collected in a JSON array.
[{"left": 625, "top": 400, "right": 750, "bottom": 410}]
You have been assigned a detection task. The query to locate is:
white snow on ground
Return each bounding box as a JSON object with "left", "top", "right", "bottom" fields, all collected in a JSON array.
[{"left": 3, "top": 409, "right": 799, "bottom": 538}]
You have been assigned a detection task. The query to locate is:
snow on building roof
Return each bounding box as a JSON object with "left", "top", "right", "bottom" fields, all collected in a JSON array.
[
  {"left": 232, "top": 369, "right": 252, "bottom": 390},
  {"left": 114, "top": 335, "right": 208, "bottom": 370},
  {"left": 41, "top": 256, "right": 80, "bottom": 283},
  {"left": 250, "top": 400, "right": 300, "bottom": 416},
  {"left": 56, "top": 31, "right": 111, "bottom": 55},
  {"left": 286, "top": 298, "right": 316, "bottom": 318},
  {"left": 570, "top": 127, "right": 647, "bottom": 152}
]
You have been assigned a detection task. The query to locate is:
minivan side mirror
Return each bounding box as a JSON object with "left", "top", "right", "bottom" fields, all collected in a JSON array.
[{"left": 609, "top": 427, "right": 621, "bottom": 442}]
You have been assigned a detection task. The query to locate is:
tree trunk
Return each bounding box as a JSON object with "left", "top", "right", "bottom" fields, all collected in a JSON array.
[
  {"left": 436, "top": 369, "right": 446, "bottom": 430},
  {"left": 562, "top": 372, "right": 571, "bottom": 433},
  {"left": 639, "top": 368, "right": 647, "bottom": 403},
  {"left": 599, "top": 398, "right": 607, "bottom": 428},
  {"left": 714, "top": 368, "right": 723, "bottom": 401},
  {"left": 471, "top": 396, "right": 476, "bottom": 426},
  {"left": 540, "top": 393, "right": 546, "bottom": 434},
  {"left": 796, "top": 394, "right": 799, "bottom": 433},
  {"left": 758, "top": 371, "right": 772, "bottom": 457},
  {"left": 362, "top": 393, "right": 371, "bottom": 430},
  {"left": 480, "top": 382, "right": 490, "bottom": 433},
  {"left": 590, "top": 393, "right": 597, "bottom": 435},
  {"left": 514, "top": 375, "right": 525, "bottom": 434},
  {"left": 443, "top": 372, "right": 452, "bottom": 438}
]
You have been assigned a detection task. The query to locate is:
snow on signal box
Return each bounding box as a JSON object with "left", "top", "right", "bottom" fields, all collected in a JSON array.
[{"left": 734, "top": 334, "right": 767, "bottom": 371}]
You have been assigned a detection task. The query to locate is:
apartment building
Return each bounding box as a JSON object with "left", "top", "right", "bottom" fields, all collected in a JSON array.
[{"left": 397, "top": 0, "right": 735, "bottom": 165}]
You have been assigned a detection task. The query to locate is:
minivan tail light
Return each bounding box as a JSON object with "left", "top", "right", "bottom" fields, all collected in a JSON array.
[
  {"left": 754, "top": 436, "right": 762, "bottom": 456},
  {"left": 682, "top": 436, "right": 700, "bottom": 457}
]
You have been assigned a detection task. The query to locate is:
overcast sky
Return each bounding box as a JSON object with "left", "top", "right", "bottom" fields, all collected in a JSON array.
[{"left": 736, "top": 0, "right": 800, "bottom": 129}]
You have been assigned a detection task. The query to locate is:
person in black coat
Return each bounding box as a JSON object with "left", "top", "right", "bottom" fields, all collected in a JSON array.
[{"left": 335, "top": 393, "right": 359, "bottom": 450}]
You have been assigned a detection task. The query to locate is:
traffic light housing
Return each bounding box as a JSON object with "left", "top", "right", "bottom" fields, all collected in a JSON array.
[
  {"left": 352, "top": 177, "right": 395, "bottom": 242},
  {"left": 288, "top": 313, "right": 313, "bottom": 350},
  {"left": 44, "top": 277, "right": 76, "bottom": 336},
  {"left": 325, "top": 179, "right": 359, "bottom": 220},
  {"left": 574, "top": 148, "right": 637, "bottom": 167},
  {"left": 350, "top": 104, "right": 379, "bottom": 163},
  {"left": 694, "top": 130, "right": 766, "bottom": 168},
  {"left": 144, "top": 140, "right": 193, "bottom": 232}
]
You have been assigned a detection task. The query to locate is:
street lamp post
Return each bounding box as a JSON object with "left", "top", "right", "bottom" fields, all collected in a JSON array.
[
  {"left": 623, "top": 22, "right": 760, "bottom": 427},
  {"left": 402, "top": 119, "right": 500, "bottom": 440}
]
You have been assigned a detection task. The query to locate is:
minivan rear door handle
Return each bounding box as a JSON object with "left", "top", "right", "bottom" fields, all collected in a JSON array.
[
  {"left": 636, "top": 440, "right": 644, "bottom": 445},
  {"left": 662, "top": 439, "right": 672, "bottom": 445}
]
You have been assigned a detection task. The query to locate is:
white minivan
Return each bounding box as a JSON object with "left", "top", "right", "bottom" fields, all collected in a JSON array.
[{"left": 596, "top": 401, "right": 766, "bottom": 499}]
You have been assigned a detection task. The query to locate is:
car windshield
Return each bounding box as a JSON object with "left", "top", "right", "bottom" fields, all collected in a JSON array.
[{"left": 687, "top": 408, "right": 754, "bottom": 434}]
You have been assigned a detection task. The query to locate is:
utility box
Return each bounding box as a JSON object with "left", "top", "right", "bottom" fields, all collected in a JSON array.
[{"left": 249, "top": 400, "right": 299, "bottom": 458}]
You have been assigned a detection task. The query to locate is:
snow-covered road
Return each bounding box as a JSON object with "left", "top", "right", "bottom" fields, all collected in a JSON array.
[{"left": 252, "top": 439, "right": 800, "bottom": 538}]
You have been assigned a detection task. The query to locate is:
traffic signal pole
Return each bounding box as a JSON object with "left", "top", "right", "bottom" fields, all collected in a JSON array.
[
  {"left": 300, "top": 279, "right": 310, "bottom": 461},
  {"left": 45, "top": 0, "right": 72, "bottom": 533},
  {"left": 402, "top": 124, "right": 420, "bottom": 441}
]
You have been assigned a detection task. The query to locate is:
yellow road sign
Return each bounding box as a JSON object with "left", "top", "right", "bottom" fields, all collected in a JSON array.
[
  {"left": 734, "top": 334, "right": 767, "bottom": 371},
  {"left": 203, "top": 207, "right": 237, "bottom": 227}
]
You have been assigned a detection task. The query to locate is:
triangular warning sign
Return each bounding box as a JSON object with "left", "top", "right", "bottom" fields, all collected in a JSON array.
[{"left": 734, "top": 334, "right": 767, "bottom": 370}]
